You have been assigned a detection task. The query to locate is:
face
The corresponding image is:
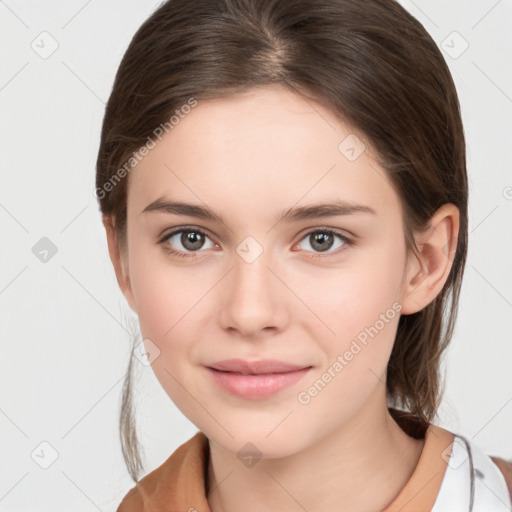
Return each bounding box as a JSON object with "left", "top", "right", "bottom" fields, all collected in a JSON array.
[{"left": 117, "top": 85, "right": 416, "bottom": 458}]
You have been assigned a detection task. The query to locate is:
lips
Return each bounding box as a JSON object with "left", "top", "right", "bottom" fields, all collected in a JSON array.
[
  {"left": 206, "top": 358, "right": 310, "bottom": 375},
  {"left": 205, "top": 360, "right": 312, "bottom": 399}
]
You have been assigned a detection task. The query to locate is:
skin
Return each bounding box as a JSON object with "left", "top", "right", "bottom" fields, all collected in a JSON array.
[{"left": 104, "top": 84, "right": 459, "bottom": 511}]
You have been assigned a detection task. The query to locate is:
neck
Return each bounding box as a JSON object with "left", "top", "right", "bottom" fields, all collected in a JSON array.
[{"left": 206, "top": 397, "right": 425, "bottom": 512}]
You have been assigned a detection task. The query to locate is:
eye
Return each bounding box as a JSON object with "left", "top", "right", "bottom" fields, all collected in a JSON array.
[
  {"left": 158, "top": 226, "right": 355, "bottom": 260},
  {"left": 158, "top": 227, "right": 218, "bottom": 259},
  {"left": 295, "top": 228, "right": 354, "bottom": 258}
]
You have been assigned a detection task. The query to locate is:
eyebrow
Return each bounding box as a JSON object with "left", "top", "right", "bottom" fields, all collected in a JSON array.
[{"left": 141, "top": 197, "right": 376, "bottom": 224}]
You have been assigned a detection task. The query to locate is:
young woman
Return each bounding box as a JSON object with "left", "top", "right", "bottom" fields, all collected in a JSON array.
[{"left": 95, "top": 0, "right": 512, "bottom": 510}]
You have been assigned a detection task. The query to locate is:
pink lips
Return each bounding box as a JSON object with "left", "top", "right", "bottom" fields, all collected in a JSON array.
[{"left": 205, "top": 358, "right": 312, "bottom": 399}]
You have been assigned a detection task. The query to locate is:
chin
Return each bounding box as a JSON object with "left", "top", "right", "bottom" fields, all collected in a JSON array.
[{"left": 205, "top": 422, "right": 311, "bottom": 461}]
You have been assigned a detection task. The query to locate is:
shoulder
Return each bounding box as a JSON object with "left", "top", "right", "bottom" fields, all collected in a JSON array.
[
  {"left": 490, "top": 455, "right": 512, "bottom": 502},
  {"left": 117, "top": 431, "right": 210, "bottom": 512},
  {"left": 450, "top": 435, "right": 512, "bottom": 510},
  {"left": 429, "top": 433, "right": 512, "bottom": 511}
]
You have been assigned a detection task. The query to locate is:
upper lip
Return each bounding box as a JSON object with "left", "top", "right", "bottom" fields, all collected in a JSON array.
[{"left": 206, "top": 359, "right": 311, "bottom": 375}]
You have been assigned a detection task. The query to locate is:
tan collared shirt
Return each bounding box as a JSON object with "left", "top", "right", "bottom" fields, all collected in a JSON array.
[{"left": 117, "top": 409, "right": 512, "bottom": 511}]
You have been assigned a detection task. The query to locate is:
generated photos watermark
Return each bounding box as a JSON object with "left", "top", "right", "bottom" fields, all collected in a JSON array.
[
  {"left": 94, "top": 97, "right": 198, "bottom": 200},
  {"left": 297, "top": 301, "right": 403, "bottom": 405}
]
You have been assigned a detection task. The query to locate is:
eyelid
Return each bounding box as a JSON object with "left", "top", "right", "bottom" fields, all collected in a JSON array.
[
  {"left": 158, "top": 225, "right": 218, "bottom": 244},
  {"left": 297, "top": 224, "right": 356, "bottom": 240}
]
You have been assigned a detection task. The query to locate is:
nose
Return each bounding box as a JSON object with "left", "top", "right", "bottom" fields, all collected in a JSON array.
[{"left": 218, "top": 243, "right": 289, "bottom": 339}]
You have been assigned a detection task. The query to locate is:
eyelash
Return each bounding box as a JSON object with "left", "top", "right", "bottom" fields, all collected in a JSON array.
[{"left": 157, "top": 226, "right": 355, "bottom": 260}]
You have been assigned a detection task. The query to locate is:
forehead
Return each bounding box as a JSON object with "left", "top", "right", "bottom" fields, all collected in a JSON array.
[{"left": 127, "top": 86, "right": 400, "bottom": 221}]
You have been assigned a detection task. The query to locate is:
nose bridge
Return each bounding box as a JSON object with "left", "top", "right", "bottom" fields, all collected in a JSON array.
[
  {"left": 233, "top": 234, "right": 275, "bottom": 302},
  {"left": 220, "top": 234, "right": 284, "bottom": 334}
]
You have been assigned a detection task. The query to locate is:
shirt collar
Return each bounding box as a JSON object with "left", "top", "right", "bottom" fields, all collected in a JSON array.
[{"left": 119, "top": 409, "right": 455, "bottom": 512}]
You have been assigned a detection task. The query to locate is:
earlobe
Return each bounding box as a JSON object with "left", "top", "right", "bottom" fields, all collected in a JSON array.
[
  {"left": 400, "top": 204, "right": 460, "bottom": 315},
  {"left": 102, "top": 215, "right": 137, "bottom": 313}
]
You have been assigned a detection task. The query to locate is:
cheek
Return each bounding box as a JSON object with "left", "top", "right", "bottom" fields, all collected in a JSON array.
[
  {"left": 131, "top": 266, "right": 174, "bottom": 342},
  {"left": 127, "top": 253, "right": 184, "bottom": 375},
  {"left": 128, "top": 253, "right": 207, "bottom": 414},
  {"left": 290, "top": 244, "right": 405, "bottom": 399},
  {"left": 128, "top": 241, "right": 200, "bottom": 337},
  {"left": 295, "top": 245, "right": 405, "bottom": 340},
  {"left": 127, "top": 247, "right": 215, "bottom": 376},
  {"left": 294, "top": 276, "right": 402, "bottom": 423}
]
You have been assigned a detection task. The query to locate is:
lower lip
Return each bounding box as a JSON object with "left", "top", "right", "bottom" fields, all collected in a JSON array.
[{"left": 205, "top": 367, "right": 311, "bottom": 399}]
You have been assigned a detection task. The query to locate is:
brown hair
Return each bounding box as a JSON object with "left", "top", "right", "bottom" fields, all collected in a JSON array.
[{"left": 96, "top": 0, "right": 468, "bottom": 481}]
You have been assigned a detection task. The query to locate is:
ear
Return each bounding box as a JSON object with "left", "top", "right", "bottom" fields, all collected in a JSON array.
[
  {"left": 400, "top": 203, "right": 460, "bottom": 315},
  {"left": 102, "top": 215, "right": 137, "bottom": 313}
]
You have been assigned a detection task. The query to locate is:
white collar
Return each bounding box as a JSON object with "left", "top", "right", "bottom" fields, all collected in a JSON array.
[{"left": 432, "top": 434, "right": 512, "bottom": 511}]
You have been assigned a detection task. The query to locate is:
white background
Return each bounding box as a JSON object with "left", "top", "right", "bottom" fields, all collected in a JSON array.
[{"left": 1, "top": 0, "right": 511, "bottom": 510}]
